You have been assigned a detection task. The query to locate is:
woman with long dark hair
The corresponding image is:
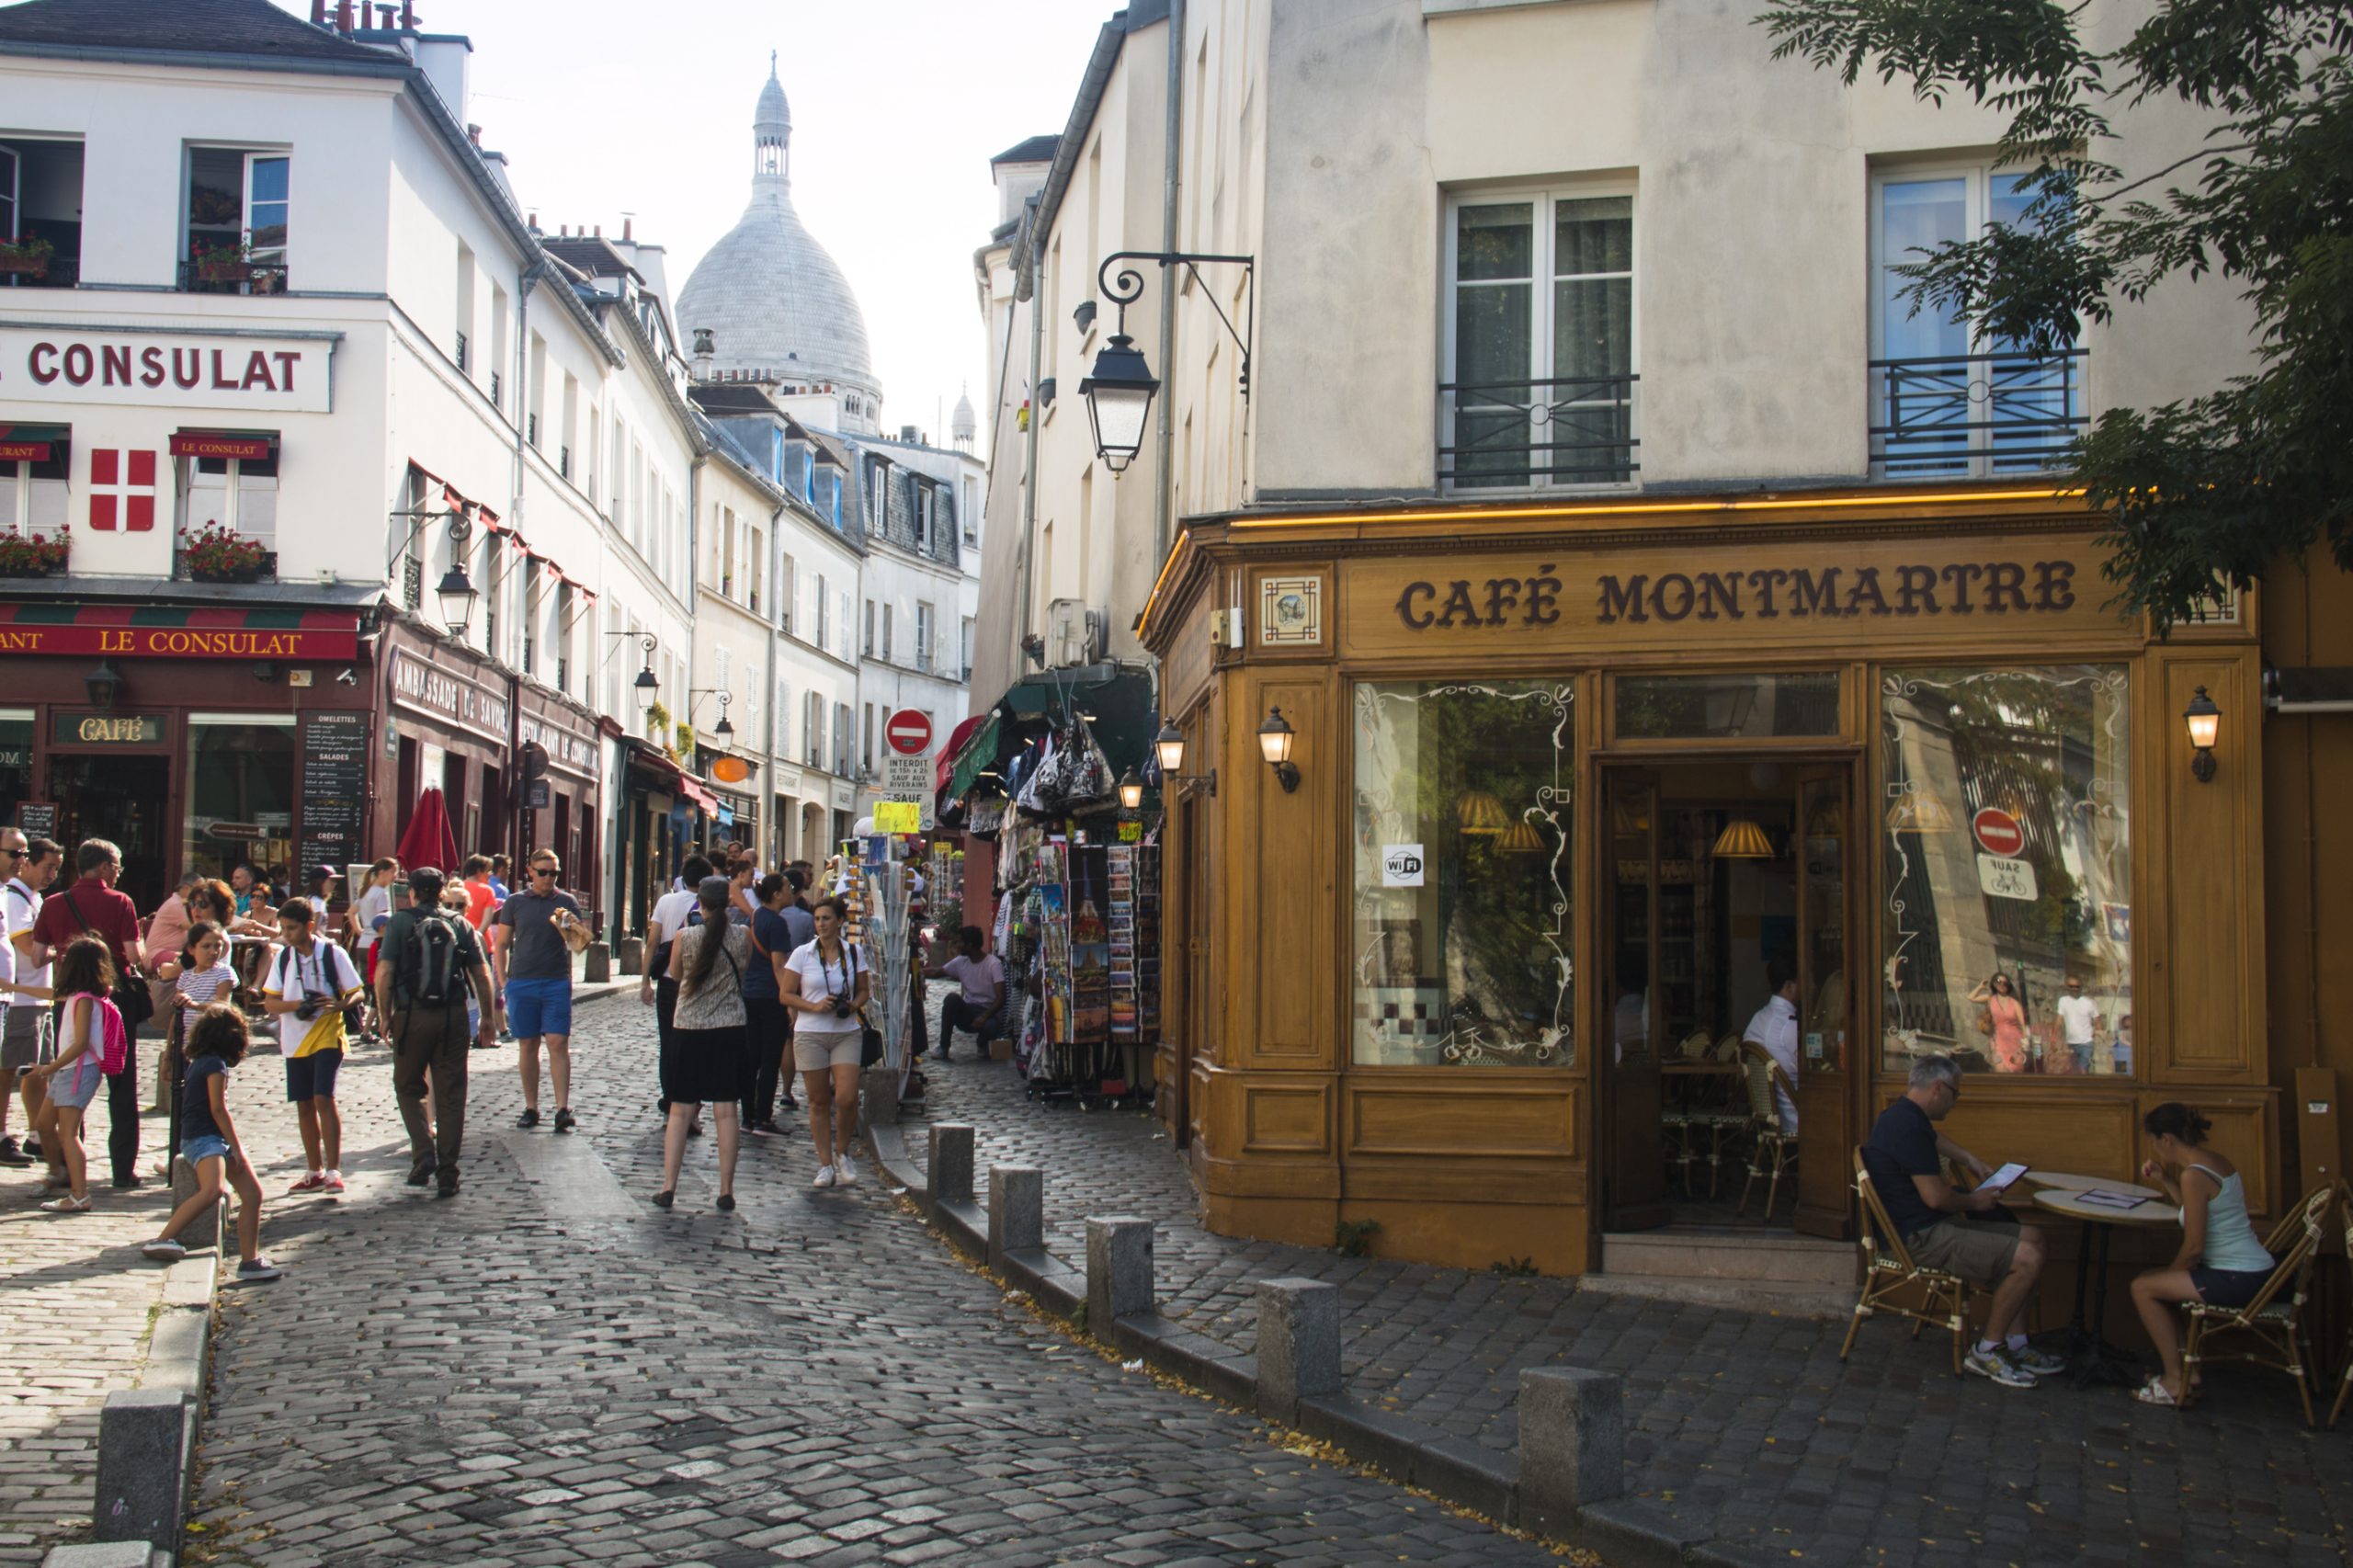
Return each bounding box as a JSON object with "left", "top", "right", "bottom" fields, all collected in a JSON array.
[
  {"left": 780, "top": 896, "right": 870, "bottom": 1188},
  {"left": 1968, "top": 971, "right": 2030, "bottom": 1073},
  {"left": 655, "top": 877, "right": 754, "bottom": 1211},
  {"left": 25, "top": 937, "right": 116, "bottom": 1212},
  {"left": 2127, "top": 1102, "right": 2276, "bottom": 1406}
]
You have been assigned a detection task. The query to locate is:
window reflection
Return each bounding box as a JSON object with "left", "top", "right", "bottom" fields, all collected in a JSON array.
[
  {"left": 1351, "top": 681, "right": 1574, "bottom": 1067},
  {"left": 1881, "top": 665, "right": 2131, "bottom": 1074}
]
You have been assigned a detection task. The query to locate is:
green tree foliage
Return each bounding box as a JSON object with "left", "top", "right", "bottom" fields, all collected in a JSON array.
[{"left": 1759, "top": 0, "right": 2353, "bottom": 631}]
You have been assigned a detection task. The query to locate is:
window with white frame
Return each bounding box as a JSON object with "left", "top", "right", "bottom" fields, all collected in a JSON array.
[
  {"left": 1442, "top": 188, "right": 1635, "bottom": 490},
  {"left": 0, "top": 426, "right": 70, "bottom": 534},
  {"left": 881, "top": 602, "right": 893, "bottom": 664},
  {"left": 1869, "top": 165, "right": 2083, "bottom": 478},
  {"left": 185, "top": 147, "right": 289, "bottom": 289},
  {"left": 915, "top": 601, "right": 934, "bottom": 673},
  {"left": 961, "top": 478, "right": 979, "bottom": 544},
  {"left": 863, "top": 597, "right": 876, "bottom": 656},
  {"left": 833, "top": 701, "right": 853, "bottom": 776},
  {"left": 176, "top": 433, "right": 279, "bottom": 554},
  {"left": 915, "top": 483, "right": 937, "bottom": 550},
  {"left": 779, "top": 552, "right": 796, "bottom": 631},
  {"left": 961, "top": 616, "right": 974, "bottom": 680},
  {"left": 805, "top": 691, "right": 825, "bottom": 768},
  {"left": 814, "top": 572, "right": 829, "bottom": 649}
]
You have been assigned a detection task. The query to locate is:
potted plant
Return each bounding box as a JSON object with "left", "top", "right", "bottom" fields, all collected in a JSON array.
[
  {"left": 188, "top": 239, "right": 283, "bottom": 293},
  {"left": 0, "top": 233, "right": 54, "bottom": 279},
  {"left": 181, "top": 520, "right": 270, "bottom": 583},
  {"left": 0, "top": 528, "right": 70, "bottom": 577}
]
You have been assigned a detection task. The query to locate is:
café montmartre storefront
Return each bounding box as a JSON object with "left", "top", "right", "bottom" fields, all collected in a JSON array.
[{"left": 1139, "top": 480, "right": 2270, "bottom": 1276}]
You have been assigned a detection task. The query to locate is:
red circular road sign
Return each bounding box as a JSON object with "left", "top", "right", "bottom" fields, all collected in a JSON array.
[
  {"left": 885, "top": 709, "right": 934, "bottom": 756},
  {"left": 1972, "top": 807, "right": 2025, "bottom": 857}
]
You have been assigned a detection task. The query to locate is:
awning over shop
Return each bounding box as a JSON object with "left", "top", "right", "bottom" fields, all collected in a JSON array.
[
  {"left": 0, "top": 601, "right": 360, "bottom": 660},
  {"left": 945, "top": 664, "right": 1159, "bottom": 809},
  {"left": 623, "top": 737, "right": 722, "bottom": 813},
  {"left": 942, "top": 711, "right": 999, "bottom": 800}
]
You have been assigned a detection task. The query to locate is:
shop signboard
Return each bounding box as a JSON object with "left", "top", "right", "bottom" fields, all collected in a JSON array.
[
  {"left": 392, "top": 648, "right": 509, "bottom": 745},
  {"left": 881, "top": 756, "right": 931, "bottom": 793},
  {"left": 1976, "top": 853, "right": 2039, "bottom": 902},
  {"left": 50, "top": 712, "right": 164, "bottom": 745},
  {"left": 0, "top": 325, "right": 335, "bottom": 413},
  {"left": 14, "top": 801, "right": 58, "bottom": 839},
  {"left": 297, "top": 712, "right": 369, "bottom": 879}
]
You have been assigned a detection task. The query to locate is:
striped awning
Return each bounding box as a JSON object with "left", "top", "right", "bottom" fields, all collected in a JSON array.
[{"left": 0, "top": 602, "right": 360, "bottom": 660}]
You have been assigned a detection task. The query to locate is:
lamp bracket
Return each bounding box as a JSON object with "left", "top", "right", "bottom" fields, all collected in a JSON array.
[{"left": 1096, "top": 250, "right": 1256, "bottom": 397}]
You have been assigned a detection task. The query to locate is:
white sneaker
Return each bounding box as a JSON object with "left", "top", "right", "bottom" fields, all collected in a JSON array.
[
  {"left": 812, "top": 1164, "right": 837, "bottom": 1188},
  {"left": 835, "top": 1153, "right": 858, "bottom": 1186}
]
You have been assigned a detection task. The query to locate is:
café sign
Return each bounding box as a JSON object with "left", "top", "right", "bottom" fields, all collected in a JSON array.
[
  {"left": 51, "top": 711, "right": 164, "bottom": 745},
  {"left": 0, "top": 326, "right": 335, "bottom": 414}
]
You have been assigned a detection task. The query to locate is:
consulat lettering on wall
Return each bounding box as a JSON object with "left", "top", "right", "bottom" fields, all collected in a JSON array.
[{"left": 0, "top": 326, "right": 335, "bottom": 413}]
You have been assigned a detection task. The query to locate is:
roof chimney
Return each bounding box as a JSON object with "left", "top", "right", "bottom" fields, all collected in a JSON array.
[
  {"left": 623, "top": 217, "right": 633, "bottom": 242},
  {"left": 466, "top": 123, "right": 482, "bottom": 146},
  {"left": 402, "top": 2, "right": 416, "bottom": 27},
  {"left": 690, "top": 329, "right": 714, "bottom": 382},
  {"left": 594, "top": 224, "right": 602, "bottom": 237},
  {"left": 335, "top": 1, "right": 354, "bottom": 33},
  {"left": 528, "top": 211, "right": 540, "bottom": 232},
  {"left": 311, "top": 0, "right": 327, "bottom": 24}
]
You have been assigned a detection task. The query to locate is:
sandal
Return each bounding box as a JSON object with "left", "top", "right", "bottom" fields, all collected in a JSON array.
[
  {"left": 40, "top": 1193, "right": 93, "bottom": 1213},
  {"left": 2133, "top": 1376, "right": 2180, "bottom": 1407}
]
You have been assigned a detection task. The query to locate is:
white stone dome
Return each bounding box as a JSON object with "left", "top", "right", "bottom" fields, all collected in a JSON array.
[{"left": 676, "top": 62, "right": 877, "bottom": 403}]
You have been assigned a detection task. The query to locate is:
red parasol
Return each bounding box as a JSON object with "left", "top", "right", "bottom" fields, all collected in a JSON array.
[{"left": 394, "top": 785, "right": 460, "bottom": 877}]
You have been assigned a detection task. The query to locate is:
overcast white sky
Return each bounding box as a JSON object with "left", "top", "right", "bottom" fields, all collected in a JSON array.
[{"left": 270, "top": 0, "right": 1115, "bottom": 446}]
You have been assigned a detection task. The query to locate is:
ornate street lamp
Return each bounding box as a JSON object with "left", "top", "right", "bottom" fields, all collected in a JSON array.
[{"left": 1080, "top": 250, "right": 1255, "bottom": 476}]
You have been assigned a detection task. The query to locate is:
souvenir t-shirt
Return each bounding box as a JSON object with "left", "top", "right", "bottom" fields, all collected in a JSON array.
[
  {"left": 181, "top": 1054, "right": 229, "bottom": 1144},
  {"left": 783, "top": 940, "right": 864, "bottom": 1035},
  {"left": 495, "top": 889, "right": 584, "bottom": 982},
  {"left": 264, "top": 940, "right": 364, "bottom": 1058}
]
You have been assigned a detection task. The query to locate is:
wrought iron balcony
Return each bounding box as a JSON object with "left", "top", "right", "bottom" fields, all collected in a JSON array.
[
  {"left": 1870, "top": 347, "right": 2086, "bottom": 479},
  {"left": 178, "top": 258, "right": 287, "bottom": 297},
  {"left": 1439, "top": 372, "right": 1639, "bottom": 491}
]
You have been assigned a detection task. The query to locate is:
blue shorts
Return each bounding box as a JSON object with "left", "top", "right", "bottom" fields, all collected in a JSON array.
[
  {"left": 51, "top": 1052, "right": 105, "bottom": 1111},
  {"left": 285, "top": 1049, "right": 343, "bottom": 1101},
  {"left": 182, "top": 1134, "right": 233, "bottom": 1165},
  {"left": 505, "top": 978, "right": 573, "bottom": 1040}
]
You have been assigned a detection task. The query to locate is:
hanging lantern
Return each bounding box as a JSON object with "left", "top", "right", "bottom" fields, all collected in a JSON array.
[
  {"left": 1883, "top": 790, "right": 1960, "bottom": 835},
  {"left": 1496, "top": 820, "right": 1546, "bottom": 855},
  {"left": 1457, "top": 790, "right": 1510, "bottom": 835},
  {"left": 1710, "top": 818, "right": 1776, "bottom": 858}
]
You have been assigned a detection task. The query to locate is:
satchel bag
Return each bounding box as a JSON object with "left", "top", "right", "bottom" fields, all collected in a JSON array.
[
  {"left": 61, "top": 886, "right": 153, "bottom": 1034},
  {"left": 1973, "top": 1006, "right": 1995, "bottom": 1037}
]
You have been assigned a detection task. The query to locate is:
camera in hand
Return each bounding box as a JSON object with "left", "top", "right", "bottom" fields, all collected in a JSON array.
[
  {"left": 831, "top": 1000, "right": 854, "bottom": 1019},
  {"left": 295, "top": 994, "right": 327, "bottom": 1021}
]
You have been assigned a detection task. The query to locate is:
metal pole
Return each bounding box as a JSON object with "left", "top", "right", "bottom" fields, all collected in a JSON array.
[{"left": 1154, "top": 0, "right": 1184, "bottom": 566}]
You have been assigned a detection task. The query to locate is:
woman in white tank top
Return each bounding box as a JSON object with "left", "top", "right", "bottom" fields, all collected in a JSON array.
[{"left": 2127, "top": 1102, "right": 2275, "bottom": 1406}]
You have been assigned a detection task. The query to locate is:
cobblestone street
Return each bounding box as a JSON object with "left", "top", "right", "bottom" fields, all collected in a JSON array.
[
  {"left": 900, "top": 1020, "right": 2353, "bottom": 1568},
  {"left": 183, "top": 996, "right": 1570, "bottom": 1566}
]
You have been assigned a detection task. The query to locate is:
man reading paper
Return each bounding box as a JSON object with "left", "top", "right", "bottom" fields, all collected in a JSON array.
[{"left": 1863, "top": 1055, "right": 2062, "bottom": 1389}]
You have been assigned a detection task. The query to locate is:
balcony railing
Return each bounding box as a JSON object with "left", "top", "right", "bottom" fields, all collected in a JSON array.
[
  {"left": 0, "top": 251, "right": 80, "bottom": 289},
  {"left": 1870, "top": 348, "right": 2086, "bottom": 479},
  {"left": 178, "top": 259, "right": 287, "bottom": 297},
  {"left": 1439, "top": 372, "right": 1639, "bottom": 491}
]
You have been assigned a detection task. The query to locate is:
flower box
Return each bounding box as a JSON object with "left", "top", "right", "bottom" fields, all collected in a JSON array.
[
  {"left": 0, "top": 529, "right": 70, "bottom": 577},
  {"left": 180, "top": 523, "right": 271, "bottom": 583},
  {"left": 0, "top": 254, "right": 50, "bottom": 278}
]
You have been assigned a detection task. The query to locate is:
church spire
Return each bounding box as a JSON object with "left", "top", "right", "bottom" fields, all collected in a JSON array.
[{"left": 754, "top": 57, "right": 790, "bottom": 182}]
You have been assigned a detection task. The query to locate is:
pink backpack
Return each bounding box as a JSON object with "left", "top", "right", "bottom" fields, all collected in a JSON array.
[{"left": 73, "top": 992, "right": 131, "bottom": 1076}]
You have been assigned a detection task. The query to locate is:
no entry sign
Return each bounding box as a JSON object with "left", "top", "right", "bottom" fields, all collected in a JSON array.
[
  {"left": 885, "top": 709, "right": 933, "bottom": 756},
  {"left": 1972, "top": 807, "right": 2025, "bottom": 858}
]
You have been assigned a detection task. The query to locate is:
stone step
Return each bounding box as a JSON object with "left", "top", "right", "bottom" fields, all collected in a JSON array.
[
  {"left": 1578, "top": 1271, "right": 1855, "bottom": 1317},
  {"left": 1601, "top": 1227, "right": 1858, "bottom": 1286}
]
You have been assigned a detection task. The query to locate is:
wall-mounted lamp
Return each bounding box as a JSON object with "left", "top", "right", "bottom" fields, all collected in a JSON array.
[
  {"left": 1118, "top": 768, "right": 1144, "bottom": 811},
  {"left": 1153, "top": 716, "right": 1216, "bottom": 797},
  {"left": 1257, "top": 705, "right": 1299, "bottom": 792},
  {"left": 2184, "top": 685, "right": 2221, "bottom": 783},
  {"left": 688, "top": 687, "right": 735, "bottom": 739},
  {"left": 1081, "top": 249, "right": 1254, "bottom": 476},
  {"left": 604, "top": 631, "right": 660, "bottom": 715},
  {"left": 84, "top": 659, "right": 122, "bottom": 710}
]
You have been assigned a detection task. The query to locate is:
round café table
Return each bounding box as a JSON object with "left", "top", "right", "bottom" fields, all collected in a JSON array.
[
  {"left": 2024, "top": 1170, "right": 2167, "bottom": 1199},
  {"left": 2032, "top": 1185, "right": 2182, "bottom": 1385}
]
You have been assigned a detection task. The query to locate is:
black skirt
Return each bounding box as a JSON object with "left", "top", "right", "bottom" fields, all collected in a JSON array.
[{"left": 667, "top": 1023, "right": 749, "bottom": 1105}]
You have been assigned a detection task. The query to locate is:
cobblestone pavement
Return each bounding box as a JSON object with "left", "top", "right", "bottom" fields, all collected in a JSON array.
[
  {"left": 0, "top": 1037, "right": 185, "bottom": 1568},
  {"left": 903, "top": 1017, "right": 2353, "bottom": 1568},
  {"left": 186, "top": 996, "right": 1573, "bottom": 1566}
]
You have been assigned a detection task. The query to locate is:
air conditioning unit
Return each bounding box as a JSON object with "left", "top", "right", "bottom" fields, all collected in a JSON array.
[{"left": 1044, "top": 599, "right": 1108, "bottom": 668}]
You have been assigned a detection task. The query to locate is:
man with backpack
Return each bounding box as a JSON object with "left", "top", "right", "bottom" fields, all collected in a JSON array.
[{"left": 372, "top": 868, "right": 494, "bottom": 1198}]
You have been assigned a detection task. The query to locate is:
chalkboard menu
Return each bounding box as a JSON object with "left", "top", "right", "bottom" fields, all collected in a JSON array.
[
  {"left": 15, "top": 801, "right": 58, "bottom": 841},
  {"left": 297, "top": 713, "right": 369, "bottom": 880}
]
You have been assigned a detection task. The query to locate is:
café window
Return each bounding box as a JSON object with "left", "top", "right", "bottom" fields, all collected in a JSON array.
[
  {"left": 182, "top": 714, "right": 297, "bottom": 886},
  {"left": 0, "top": 708, "right": 31, "bottom": 824},
  {"left": 174, "top": 432, "right": 278, "bottom": 554},
  {"left": 1612, "top": 671, "right": 1841, "bottom": 743},
  {"left": 1881, "top": 665, "right": 2131, "bottom": 1076},
  {"left": 0, "top": 425, "right": 71, "bottom": 532},
  {"left": 1351, "top": 680, "right": 1575, "bottom": 1068}
]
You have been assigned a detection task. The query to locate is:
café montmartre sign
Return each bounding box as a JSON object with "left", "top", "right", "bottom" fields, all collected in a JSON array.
[{"left": 1395, "top": 559, "right": 2081, "bottom": 630}]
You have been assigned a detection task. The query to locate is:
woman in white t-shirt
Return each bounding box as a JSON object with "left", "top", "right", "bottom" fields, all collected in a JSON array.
[{"left": 779, "top": 896, "right": 870, "bottom": 1188}]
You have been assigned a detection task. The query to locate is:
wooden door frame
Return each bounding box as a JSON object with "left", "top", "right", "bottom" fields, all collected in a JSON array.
[
  {"left": 1791, "top": 758, "right": 1862, "bottom": 1240},
  {"left": 1596, "top": 766, "right": 1671, "bottom": 1233}
]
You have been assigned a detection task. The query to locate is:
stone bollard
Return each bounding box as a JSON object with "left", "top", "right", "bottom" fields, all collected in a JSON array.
[
  {"left": 93, "top": 1389, "right": 193, "bottom": 1554},
  {"left": 583, "top": 940, "right": 612, "bottom": 983},
  {"left": 987, "top": 1165, "right": 1043, "bottom": 1271},
  {"left": 858, "top": 1064, "right": 900, "bottom": 1134},
  {"left": 618, "top": 934, "right": 644, "bottom": 976},
  {"left": 165, "top": 1155, "right": 223, "bottom": 1251},
  {"left": 1253, "top": 1278, "right": 1341, "bottom": 1423},
  {"left": 1085, "top": 1216, "right": 1155, "bottom": 1330},
  {"left": 1517, "top": 1365, "right": 1625, "bottom": 1532},
  {"left": 927, "top": 1123, "right": 975, "bottom": 1207}
]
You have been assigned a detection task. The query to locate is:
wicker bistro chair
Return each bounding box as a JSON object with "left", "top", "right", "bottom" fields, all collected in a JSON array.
[
  {"left": 1736, "top": 1041, "right": 1801, "bottom": 1221},
  {"left": 1658, "top": 1030, "right": 1718, "bottom": 1193},
  {"left": 1842, "top": 1148, "right": 1971, "bottom": 1373},
  {"left": 1680, "top": 1034, "right": 1754, "bottom": 1199},
  {"left": 2180, "top": 1184, "right": 2337, "bottom": 1426}
]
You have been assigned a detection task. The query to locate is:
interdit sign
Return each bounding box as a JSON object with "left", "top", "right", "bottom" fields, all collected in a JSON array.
[{"left": 0, "top": 327, "right": 334, "bottom": 413}]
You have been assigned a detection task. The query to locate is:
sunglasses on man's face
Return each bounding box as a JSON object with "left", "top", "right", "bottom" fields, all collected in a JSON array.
[{"left": 532, "top": 866, "right": 561, "bottom": 878}]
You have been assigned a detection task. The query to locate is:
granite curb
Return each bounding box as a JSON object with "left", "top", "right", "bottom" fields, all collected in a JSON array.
[{"left": 867, "top": 1119, "right": 1762, "bottom": 1568}]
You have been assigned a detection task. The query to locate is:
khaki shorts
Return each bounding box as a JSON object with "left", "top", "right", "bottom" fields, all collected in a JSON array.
[
  {"left": 1904, "top": 1216, "right": 2022, "bottom": 1288},
  {"left": 792, "top": 1030, "right": 863, "bottom": 1074}
]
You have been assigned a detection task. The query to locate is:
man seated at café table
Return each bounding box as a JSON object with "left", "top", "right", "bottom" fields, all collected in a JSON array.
[{"left": 1864, "top": 1053, "right": 2064, "bottom": 1388}]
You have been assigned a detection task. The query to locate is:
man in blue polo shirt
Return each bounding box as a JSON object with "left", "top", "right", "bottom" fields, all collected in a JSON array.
[{"left": 1864, "top": 1053, "right": 2062, "bottom": 1388}]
